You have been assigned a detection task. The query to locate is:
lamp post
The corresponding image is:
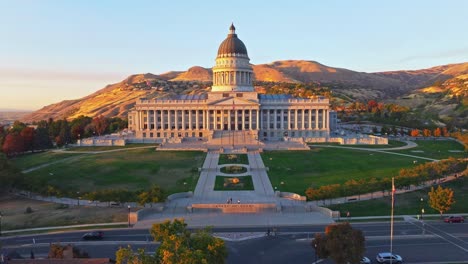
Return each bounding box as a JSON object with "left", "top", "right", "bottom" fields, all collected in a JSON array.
[
  {"left": 77, "top": 191, "right": 80, "bottom": 206},
  {"left": 420, "top": 198, "right": 424, "bottom": 220},
  {"left": 0, "top": 211, "right": 3, "bottom": 237},
  {"left": 313, "top": 241, "right": 317, "bottom": 262},
  {"left": 127, "top": 205, "right": 131, "bottom": 228}
]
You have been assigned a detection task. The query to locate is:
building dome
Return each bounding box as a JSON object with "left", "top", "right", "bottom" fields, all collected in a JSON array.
[{"left": 217, "top": 23, "right": 248, "bottom": 57}]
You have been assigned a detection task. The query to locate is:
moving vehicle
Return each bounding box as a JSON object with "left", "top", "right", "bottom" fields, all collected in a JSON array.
[
  {"left": 82, "top": 231, "right": 104, "bottom": 240},
  {"left": 444, "top": 215, "right": 464, "bottom": 223},
  {"left": 376, "top": 252, "right": 403, "bottom": 264},
  {"left": 361, "top": 256, "right": 371, "bottom": 264}
]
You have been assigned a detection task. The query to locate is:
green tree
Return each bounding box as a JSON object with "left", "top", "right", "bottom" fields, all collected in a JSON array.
[
  {"left": 149, "top": 219, "right": 227, "bottom": 264},
  {"left": 312, "top": 222, "right": 365, "bottom": 264},
  {"left": 428, "top": 185, "right": 455, "bottom": 216}
]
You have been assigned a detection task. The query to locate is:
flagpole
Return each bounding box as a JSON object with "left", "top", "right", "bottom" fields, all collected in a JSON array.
[{"left": 390, "top": 177, "right": 395, "bottom": 256}]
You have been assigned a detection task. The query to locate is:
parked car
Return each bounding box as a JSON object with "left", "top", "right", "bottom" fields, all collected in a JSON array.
[
  {"left": 361, "top": 256, "right": 371, "bottom": 264},
  {"left": 376, "top": 252, "right": 403, "bottom": 264},
  {"left": 444, "top": 215, "right": 464, "bottom": 223},
  {"left": 82, "top": 231, "right": 104, "bottom": 240}
]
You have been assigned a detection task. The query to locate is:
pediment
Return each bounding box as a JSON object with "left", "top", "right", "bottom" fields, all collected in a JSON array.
[{"left": 209, "top": 97, "right": 259, "bottom": 107}]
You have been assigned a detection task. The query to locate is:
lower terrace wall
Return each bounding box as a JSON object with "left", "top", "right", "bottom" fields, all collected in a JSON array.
[
  {"left": 305, "top": 135, "right": 388, "bottom": 145},
  {"left": 78, "top": 138, "right": 126, "bottom": 146}
]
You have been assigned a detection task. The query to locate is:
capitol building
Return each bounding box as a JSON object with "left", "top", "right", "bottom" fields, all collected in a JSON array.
[{"left": 128, "top": 24, "right": 336, "bottom": 146}]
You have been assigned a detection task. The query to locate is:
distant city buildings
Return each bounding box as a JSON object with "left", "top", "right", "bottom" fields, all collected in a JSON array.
[{"left": 128, "top": 24, "right": 335, "bottom": 142}]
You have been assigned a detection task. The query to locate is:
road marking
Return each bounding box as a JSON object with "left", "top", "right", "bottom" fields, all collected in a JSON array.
[
  {"left": 2, "top": 241, "right": 159, "bottom": 249},
  {"left": 407, "top": 221, "right": 468, "bottom": 253}
]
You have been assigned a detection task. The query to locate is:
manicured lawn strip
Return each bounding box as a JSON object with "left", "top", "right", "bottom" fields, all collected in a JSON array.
[
  {"left": 387, "top": 140, "right": 467, "bottom": 159},
  {"left": 326, "top": 177, "right": 468, "bottom": 217},
  {"left": 22, "top": 149, "right": 205, "bottom": 195},
  {"left": 262, "top": 148, "right": 429, "bottom": 195},
  {"left": 11, "top": 151, "right": 82, "bottom": 170},
  {"left": 220, "top": 166, "right": 248, "bottom": 174},
  {"left": 214, "top": 176, "right": 254, "bottom": 191},
  {"left": 66, "top": 143, "right": 157, "bottom": 151},
  {"left": 218, "top": 154, "right": 249, "bottom": 165},
  {"left": 308, "top": 140, "right": 407, "bottom": 149}
]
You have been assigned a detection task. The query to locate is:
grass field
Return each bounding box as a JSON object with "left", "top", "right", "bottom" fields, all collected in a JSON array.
[
  {"left": 0, "top": 194, "right": 128, "bottom": 231},
  {"left": 309, "top": 139, "right": 407, "bottom": 149},
  {"left": 11, "top": 151, "right": 82, "bottom": 170},
  {"left": 17, "top": 149, "right": 205, "bottom": 194},
  {"left": 214, "top": 176, "right": 254, "bottom": 191},
  {"left": 326, "top": 176, "right": 468, "bottom": 217},
  {"left": 218, "top": 154, "right": 249, "bottom": 165},
  {"left": 387, "top": 140, "right": 467, "bottom": 159},
  {"left": 262, "top": 148, "right": 428, "bottom": 194},
  {"left": 262, "top": 140, "right": 466, "bottom": 195},
  {"left": 65, "top": 143, "right": 157, "bottom": 152}
]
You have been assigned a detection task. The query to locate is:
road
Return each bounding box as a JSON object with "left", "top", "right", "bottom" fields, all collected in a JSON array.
[{"left": 1, "top": 221, "right": 467, "bottom": 263}]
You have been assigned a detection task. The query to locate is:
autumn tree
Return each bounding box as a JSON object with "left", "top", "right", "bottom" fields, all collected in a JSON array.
[
  {"left": 138, "top": 185, "right": 164, "bottom": 207},
  {"left": 312, "top": 222, "right": 365, "bottom": 264},
  {"left": 92, "top": 115, "right": 109, "bottom": 136},
  {"left": 20, "top": 127, "right": 35, "bottom": 152},
  {"left": 433, "top": 127, "right": 441, "bottom": 137},
  {"left": 423, "top": 128, "right": 432, "bottom": 137},
  {"left": 410, "top": 129, "right": 419, "bottom": 137},
  {"left": 428, "top": 185, "right": 455, "bottom": 217},
  {"left": 2, "top": 133, "right": 24, "bottom": 156},
  {"left": 150, "top": 219, "right": 227, "bottom": 264}
]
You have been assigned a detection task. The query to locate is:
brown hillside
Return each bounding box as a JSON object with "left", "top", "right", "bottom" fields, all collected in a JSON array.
[
  {"left": 22, "top": 60, "right": 468, "bottom": 122},
  {"left": 171, "top": 66, "right": 212, "bottom": 82}
]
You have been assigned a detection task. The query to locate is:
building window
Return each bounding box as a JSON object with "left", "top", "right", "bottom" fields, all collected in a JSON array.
[
  {"left": 150, "top": 132, "right": 153, "bottom": 138},
  {"left": 236, "top": 93, "right": 243, "bottom": 97},
  {"left": 223, "top": 93, "right": 229, "bottom": 97},
  {"left": 143, "top": 133, "right": 146, "bottom": 138}
]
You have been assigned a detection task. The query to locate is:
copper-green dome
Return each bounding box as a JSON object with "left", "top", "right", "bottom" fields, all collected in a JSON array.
[{"left": 217, "top": 24, "right": 248, "bottom": 57}]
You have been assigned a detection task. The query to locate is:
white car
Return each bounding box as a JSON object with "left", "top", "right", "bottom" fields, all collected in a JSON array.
[
  {"left": 361, "top": 256, "right": 371, "bottom": 264},
  {"left": 376, "top": 252, "right": 403, "bottom": 263}
]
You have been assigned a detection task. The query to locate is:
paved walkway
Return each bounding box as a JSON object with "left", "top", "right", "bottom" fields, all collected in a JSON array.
[{"left": 192, "top": 152, "right": 276, "bottom": 202}]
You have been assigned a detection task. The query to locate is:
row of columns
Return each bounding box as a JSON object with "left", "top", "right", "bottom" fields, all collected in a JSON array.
[
  {"left": 213, "top": 71, "right": 252, "bottom": 86},
  {"left": 136, "top": 109, "right": 259, "bottom": 131},
  {"left": 261, "top": 108, "right": 329, "bottom": 130}
]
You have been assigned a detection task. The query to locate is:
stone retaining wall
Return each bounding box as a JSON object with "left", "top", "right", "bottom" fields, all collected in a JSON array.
[
  {"left": 189, "top": 203, "right": 278, "bottom": 213},
  {"left": 166, "top": 191, "right": 193, "bottom": 202},
  {"left": 78, "top": 138, "right": 126, "bottom": 146}
]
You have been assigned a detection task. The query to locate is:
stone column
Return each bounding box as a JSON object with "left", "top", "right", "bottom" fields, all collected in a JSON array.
[
  {"left": 242, "top": 109, "right": 245, "bottom": 130},
  {"left": 256, "top": 109, "right": 259, "bottom": 130},
  {"left": 294, "top": 109, "right": 298, "bottom": 130},
  {"left": 322, "top": 109, "right": 326, "bottom": 130},
  {"left": 175, "top": 110, "right": 179, "bottom": 130},
  {"left": 288, "top": 110, "right": 291, "bottom": 130},
  {"left": 267, "top": 109, "right": 270, "bottom": 130},
  {"left": 301, "top": 108, "right": 305, "bottom": 130},
  {"left": 308, "top": 108, "right": 312, "bottom": 130},
  {"left": 235, "top": 110, "right": 238, "bottom": 130},
  {"left": 153, "top": 110, "right": 157, "bottom": 130},
  {"left": 167, "top": 110, "right": 171, "bottom": 131},
  {"left": 315, "top": 109, "right": 319, "bottom": 129},
  {"left": 274, "top": 109, "right": 277, "bottom": 130},
  {"left": 182, "top": 110, "right": 186, "bottom": 130},
  {"left": 249, "top": 109, "right": 252, "bottom": 130},
  {"left": 228, "top": 110, "right": 231, "bottom": 131},
  {"left": 280, "top": 109, "right": 284, "bottom": 130}
]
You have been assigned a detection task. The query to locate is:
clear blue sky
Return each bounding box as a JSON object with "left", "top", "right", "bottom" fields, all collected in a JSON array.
[{"left": 1, "top": 0, "right": 468, "bottom": 110}]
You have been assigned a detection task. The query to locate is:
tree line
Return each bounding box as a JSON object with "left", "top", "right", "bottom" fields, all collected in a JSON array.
[
  {"left": 0, "top": 115, "right": 127, "bottom": 156},
  {"left": 305, "top": 158, "right": 467, "bottom": 202}
]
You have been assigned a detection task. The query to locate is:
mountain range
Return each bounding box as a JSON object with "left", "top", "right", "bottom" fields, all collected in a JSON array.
[{"left": 22, "top": 60, "right": 468, "bottom": 124}]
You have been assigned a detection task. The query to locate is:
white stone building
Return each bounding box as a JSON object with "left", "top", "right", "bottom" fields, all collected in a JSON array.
[{"left": 128, "top": 24, "right": 333, "bottom": 143}]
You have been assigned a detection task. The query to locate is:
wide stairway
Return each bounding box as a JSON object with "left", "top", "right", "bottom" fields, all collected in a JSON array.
[{"left": 207, "top": 130, "right": 262, "bottom": 151}]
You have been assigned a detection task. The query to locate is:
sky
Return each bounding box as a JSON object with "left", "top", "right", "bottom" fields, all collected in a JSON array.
[{"left": 1, "top": 0, "right": 468, "bottom": 111}]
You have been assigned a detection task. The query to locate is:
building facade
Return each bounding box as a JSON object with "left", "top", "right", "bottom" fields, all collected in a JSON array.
[{"left": 128, "top": 24, "right": 332, "bottom": 142}]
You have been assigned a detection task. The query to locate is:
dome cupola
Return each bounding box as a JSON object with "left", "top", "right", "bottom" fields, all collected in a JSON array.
[{"left": 217, "top": 23, "right": 248, "bottom": 58}]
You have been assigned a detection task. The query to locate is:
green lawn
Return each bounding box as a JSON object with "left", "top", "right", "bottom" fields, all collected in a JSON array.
[
  {"left": 66, "top": 143, "right": 157, "bottom": 152},
  {"left": 214, "top": 176, "right": 254, "bottom": 191},
  {"left": 326, "top": 176, "right": 468, "bottom": 217},
  {"left": 218, "top": 154, "right": 249, "bottom": 165},
  {"left": 11, "top": 151, "right": 82, "bottom": 170},
  {"left": 262, "top": 148, "right": 428, "bottom": 194},
  {"left": 309, "top": 139, "right": 407, "bottom": 149},
  {"left": 387, "top": 140, "right": 467, "bottom": 159},
  {"left": 21, "top": 149, "right": 205, "bottom": 195}
]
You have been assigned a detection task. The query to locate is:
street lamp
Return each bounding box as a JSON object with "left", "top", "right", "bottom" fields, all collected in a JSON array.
[
  {"left": 77, "top": 192, "right": 80, "bottom": 206},
  {"left": 420, "top": 198, "right": 424, "bottom": 220},
  {"left": 127, "top": 205, "right": 131, "bottom": 228},
  {"left": 313, "top": 241, "right": 317, "bottom": 262},
  {"left": 0, "top": 211, "right": 3, "bottom": 236}
]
